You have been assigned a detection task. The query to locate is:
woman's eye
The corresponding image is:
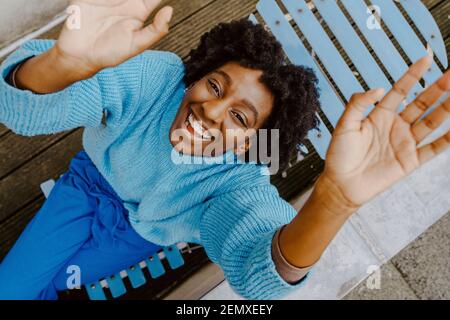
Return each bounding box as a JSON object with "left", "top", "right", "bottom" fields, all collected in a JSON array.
[
  {"left": 208, "top": 79, "right": 220, "bottom": 96},
  {"left": 232, "top": 111, "right": 247, "bottom": 127}
]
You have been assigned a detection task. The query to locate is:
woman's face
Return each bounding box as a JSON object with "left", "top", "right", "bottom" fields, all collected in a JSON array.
[{"left": 169, "top": 62, "right": 274, "bottom": 157}]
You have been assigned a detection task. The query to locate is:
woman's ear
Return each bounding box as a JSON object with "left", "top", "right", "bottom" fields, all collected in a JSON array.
[{"left": 185, "top": 82, "right": 196, "bottom": 92}]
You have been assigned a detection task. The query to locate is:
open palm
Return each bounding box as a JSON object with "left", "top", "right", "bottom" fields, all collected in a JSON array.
[
  {"left": 324, "top": 56, "right": 450, "bottom": 207},
  {"left": 57, "top": 0, "right": 172, "bottom": 72}
]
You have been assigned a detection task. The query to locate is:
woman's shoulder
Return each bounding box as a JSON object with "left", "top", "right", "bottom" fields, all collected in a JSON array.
[
  {"left": 139, "top": 49, "right": 185, "bottom": 72},
  {"left": 220, "top": 162, "right": 278, "bottom": 193}
]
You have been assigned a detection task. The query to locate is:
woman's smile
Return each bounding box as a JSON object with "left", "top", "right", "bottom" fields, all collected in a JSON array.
[{"left": 183, "top": 106, "right": 213, "bottom": 141}]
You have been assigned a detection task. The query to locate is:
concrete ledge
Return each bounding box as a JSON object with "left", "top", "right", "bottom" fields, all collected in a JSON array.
[{"left": 0, "top": 0, "right": 68, "bottom": 48}]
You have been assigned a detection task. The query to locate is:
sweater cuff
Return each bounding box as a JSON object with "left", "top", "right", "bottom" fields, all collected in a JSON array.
[
  {"left": 240, "top": 229, "right": 313, "bottom": 300},
  {"left": 0, "top": 39, "right": 102, "bottom": 135},
  {"left": 271, "top": 225, "right": 314, "bottom": 284}
]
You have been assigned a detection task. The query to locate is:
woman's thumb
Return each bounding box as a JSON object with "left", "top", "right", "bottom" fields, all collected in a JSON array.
[{"left": 133, "top": 6, "right": 173, "bottom": 50}]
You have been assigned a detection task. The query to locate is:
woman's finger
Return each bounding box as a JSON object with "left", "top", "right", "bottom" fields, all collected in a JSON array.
[
  {"left": 378, "top": 55, "right": 432, "bottom": 112},
  {"left": 417, "top": 130, "right": 450, "bottom": 164},
  {"left": 335, "top": 88, "right": 384, "bottom": 132},
  {"left": 142, "top": 0, "right": 163, "bottom": 18},
  {"left": 132, "top": 5, "right": 172, "bottom": 51},
  {"left": 411, "top": 94, "right": 450, "bottom": 143},
  {"left": 400, "top": 70, "right": 450, "bottom": 124}
]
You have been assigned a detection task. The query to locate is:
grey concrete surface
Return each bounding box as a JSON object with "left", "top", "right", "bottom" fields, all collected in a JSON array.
[
  {"left": 345, "top": 211, "right": 450, "bottom": 300},
  {"left": 391, "top": 211, "right": 450, "bottom": 300},
  {"left": 0, "top": 0, "right": 69, "bottom": 47},
  {"left": 343, "top": 262, "right": 418, "bottom": 300}
]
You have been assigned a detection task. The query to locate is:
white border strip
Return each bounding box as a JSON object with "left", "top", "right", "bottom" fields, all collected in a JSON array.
[{"left": 0, "top": 12, "right": 68, "bottom": 59}]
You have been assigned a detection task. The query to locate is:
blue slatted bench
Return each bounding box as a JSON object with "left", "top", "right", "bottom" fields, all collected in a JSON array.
[{"left": 251, "top": 0, "right": 447, "bottom": 165}]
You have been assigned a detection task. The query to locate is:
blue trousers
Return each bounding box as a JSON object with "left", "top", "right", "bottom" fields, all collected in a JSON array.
[{"left": 0, "top": 151, "right": 161, "bottom": 300}]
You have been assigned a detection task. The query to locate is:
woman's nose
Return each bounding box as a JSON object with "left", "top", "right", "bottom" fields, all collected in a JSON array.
[{"left": 201, "top": 100, "right": 228, "bottom": 124}]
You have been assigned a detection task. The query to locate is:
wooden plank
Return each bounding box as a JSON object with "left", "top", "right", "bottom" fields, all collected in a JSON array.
[
  {"left": 0, "top": 196, "right": 43, "bottom": 260},
  {"left": 154, "top": 0, "right": 259, "bottom": 58},
  {"left": 37, "top": 0, "right": 217, "bottom": 42},
  {"left": 0, "top": 131, "right": 71, "bottom": 179},
  {"left": 422, "top": 0, "right": 444, "bottom": 8},
  {"left": 0, "top": 130, "right": 82, "bottom": 222},
  {"left": 0, "top": 125, "right": 8, "bottom": 137}
]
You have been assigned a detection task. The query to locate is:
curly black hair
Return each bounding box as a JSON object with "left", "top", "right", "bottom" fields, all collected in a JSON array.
[{"left": 184, "top": 18, "right": 321, "bottom": 172}]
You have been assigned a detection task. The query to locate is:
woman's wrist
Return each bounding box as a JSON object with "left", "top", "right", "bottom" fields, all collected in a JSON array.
[
  {"left": 311, "top": 173, "right": 360, "bottom": 219},
  {"left": 14, "top": 45, "right": 99, "bottom": 94},
  {"left": 276, "top": 173, "right": 359, "bottom": 268}
]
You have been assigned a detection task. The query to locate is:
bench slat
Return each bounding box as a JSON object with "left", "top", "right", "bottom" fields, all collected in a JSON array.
[
  {"left": 341, "top": 0, "right": 423, "bottom": 106},
  {"left": 398, "top": 0, "right": 448, "bottom": 68},
  {"left": 313, "top": 0, "right": 391, "bottom": 95}
]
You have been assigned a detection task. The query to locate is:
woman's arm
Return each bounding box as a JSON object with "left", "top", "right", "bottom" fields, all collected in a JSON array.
[
  {"left": 13, "top": 0, "right": 173, "bottom": 94},
  {"left": 12, "top": 0, "right": 173, "bottom": 94},
  {"left": 12, "top": 45, "right": 96, "bottom": 94},
  {"left": 1, "top": 1, "right": 176, "bottom": 136},
  {"left": 279, "top": 56, "right": 450, "bottom": 269},
  {"left": 278, "top": 174, "right": 356, "bottom": 269}
]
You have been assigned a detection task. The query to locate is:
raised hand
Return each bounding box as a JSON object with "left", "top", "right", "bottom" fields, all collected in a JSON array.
[
  {"left": 322, "top": 56, "right": 450, "bottom": 208},
  {"left": 56, "top": 0, "right": 173, "bottom": 74}
]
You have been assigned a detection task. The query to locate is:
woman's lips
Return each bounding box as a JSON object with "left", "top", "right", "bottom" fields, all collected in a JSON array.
[{"left": 183, "top": 107, "right": 212, "bottom": 141}]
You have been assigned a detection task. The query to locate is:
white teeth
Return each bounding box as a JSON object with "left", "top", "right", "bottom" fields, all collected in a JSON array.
[{"left": 187, "top": 112, "right": 212, "bottom": 140}]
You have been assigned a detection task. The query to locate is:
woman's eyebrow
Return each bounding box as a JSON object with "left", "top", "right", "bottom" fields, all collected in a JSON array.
[{"left": 212, "top": 70, "right": 232, "bottom": 87}]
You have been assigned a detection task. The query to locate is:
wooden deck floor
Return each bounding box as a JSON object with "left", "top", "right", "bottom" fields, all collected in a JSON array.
[{"left": 0, "top": 0, "right": 448, "bottom": 300}]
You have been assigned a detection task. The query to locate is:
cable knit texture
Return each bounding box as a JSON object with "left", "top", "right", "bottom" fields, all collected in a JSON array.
[{"left": 0, "top": 39, "right": 311, "bottom": 300}]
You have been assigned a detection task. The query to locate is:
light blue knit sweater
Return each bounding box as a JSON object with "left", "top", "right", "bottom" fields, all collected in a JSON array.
[{"left": 0, "top": 39, "right": 310, "bottom": 300}]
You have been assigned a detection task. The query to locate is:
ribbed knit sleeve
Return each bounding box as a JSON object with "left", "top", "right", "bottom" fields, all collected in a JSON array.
[
  {"left": 200, "top": 185, "right": 312, "bottom": 300},
  {"left": 0, "top": 39, "right": 184, "bottom": 136}
]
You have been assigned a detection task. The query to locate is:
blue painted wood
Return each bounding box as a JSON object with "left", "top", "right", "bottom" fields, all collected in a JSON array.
[
  {"left": 163, "top": 245, "right": 185, "bottom": 270},
  {"left": 340, "top": 0, "right": 423, "bottom": 106},
  {"left": 281, "top": 0, "right": 365, "bottom": 103},
  {"left": 146, "top": 255, "right": 166, "bottom": 279},
  {"left": 370, "top": 0, "right": 447, "bottom": 119},
  {"left": 256, "top": 0, "right": 338, "bottom": 159},
  {"left": 106, "top": 273, "right": 127, "bottom": 298},
  {"left": 312, "top": 0, "right": 391, "bottom": 97},
  {"left": 370, "top": 0, "right": 442, "bottom": 86},
  {"left": 397, "top": 0, "right": 447, "bottom": 68},
  {"left": 126, "top": 265, "right": 147, "bottom": 289},
  {"left": 85, "top": 281, "right": 107, "bottom": 300}
]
